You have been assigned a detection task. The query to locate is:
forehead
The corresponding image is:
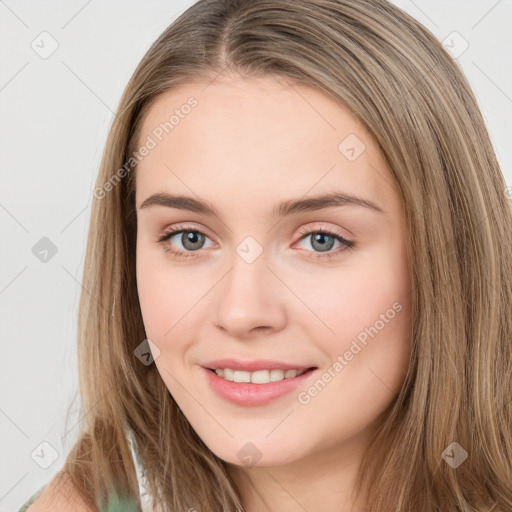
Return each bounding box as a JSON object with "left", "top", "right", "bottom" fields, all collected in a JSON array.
[{"left": 135, "top": 75, "right": 395, "bottom": 211}]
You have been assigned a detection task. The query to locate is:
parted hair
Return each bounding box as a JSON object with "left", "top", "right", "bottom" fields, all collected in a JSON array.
[{"left": 57, "top": 0, "right": 512, "bottom": 510}]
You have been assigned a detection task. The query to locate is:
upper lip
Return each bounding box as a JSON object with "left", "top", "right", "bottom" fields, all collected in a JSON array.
[{"left": 202, "top": 358, "right": 316, "bottom": 372}]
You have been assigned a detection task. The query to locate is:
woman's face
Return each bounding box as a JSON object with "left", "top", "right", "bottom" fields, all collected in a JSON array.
[{"left": 135, "top": 74, "right": 411, "bottom": 469}]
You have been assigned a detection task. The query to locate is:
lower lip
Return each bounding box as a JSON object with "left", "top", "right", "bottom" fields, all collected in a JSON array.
[{"left": 202, "top": 367, "right": 317, "bottom": 406}]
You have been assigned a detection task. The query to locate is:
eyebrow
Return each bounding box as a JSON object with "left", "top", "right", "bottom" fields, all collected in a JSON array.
[{"left": 138, "top": 191, "right": 385, "bottom": 217}]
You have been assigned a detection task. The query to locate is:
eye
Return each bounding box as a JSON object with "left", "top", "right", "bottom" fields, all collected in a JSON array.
[
  {"left": 157, "top": 224, "right": 354, "bottom": 260},
  {"left": 157, "top": 224, "right": 214, "bottom": 258},
  {"left": 295, "top": 225, "right": 354, "bottom": 259}
]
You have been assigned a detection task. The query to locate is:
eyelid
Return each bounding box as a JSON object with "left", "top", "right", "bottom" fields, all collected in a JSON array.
[
  {"left": 158, "top": 222, "right": 214, "bottom": 241},
  {"left": 157, "top": 222, "right": 215, "bottom": 247},
  {"left": 295, "top": 223, "right": 352, "bottom": 242},
  {"left": 158, "top": 222, "right": 349, "bottom": 242}
]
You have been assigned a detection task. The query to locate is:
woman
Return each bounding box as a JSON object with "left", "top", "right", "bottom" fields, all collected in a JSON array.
[{"left": 23, "top": 0, "right": 512, "bottom": 510}]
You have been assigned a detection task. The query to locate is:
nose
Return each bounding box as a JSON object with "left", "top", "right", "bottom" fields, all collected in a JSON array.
[{"left": 214, "top": 247, "right": 287, "bottom": 339}]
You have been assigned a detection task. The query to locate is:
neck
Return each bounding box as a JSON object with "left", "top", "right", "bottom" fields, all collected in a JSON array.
[{"left": 226, "top": 431, "right": 371, "bottom": 512}]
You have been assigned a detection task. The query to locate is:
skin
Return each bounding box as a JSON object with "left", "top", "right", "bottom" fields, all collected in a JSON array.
[{"left": 135, "top": 73, "right": 412, "bottom": 512}]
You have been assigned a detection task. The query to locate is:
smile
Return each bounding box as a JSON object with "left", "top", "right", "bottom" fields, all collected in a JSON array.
[{"left": 203, "top": 366, "right": 318, "bottom": 406}]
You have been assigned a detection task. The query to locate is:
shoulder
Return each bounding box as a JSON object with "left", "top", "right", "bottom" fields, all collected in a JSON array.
[{"left": 25, "top": 471, "right": 95, "bottom": 512}]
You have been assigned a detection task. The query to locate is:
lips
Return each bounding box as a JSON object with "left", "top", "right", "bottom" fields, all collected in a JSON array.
[
  {"left": 202, "top": 365, "right": 318, "bottom": 406},
  {"left": 202, "top": 358, "right": 316, "bottom": 372}
]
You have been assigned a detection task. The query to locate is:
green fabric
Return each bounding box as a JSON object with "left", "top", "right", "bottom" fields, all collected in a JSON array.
[
  {"left": 18, "top": 485, "right": 46, "bottom": 511},
  {"left": 18, "top": 486, "right": 142, "bottom": 512},
  {"left": 99, "top": 489, "right": 142, "bottom": 512}
]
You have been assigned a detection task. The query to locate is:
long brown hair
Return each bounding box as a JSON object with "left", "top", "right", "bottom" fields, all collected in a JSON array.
[{"left": 58, "top": 0, "right": 512, "bottom": 510}]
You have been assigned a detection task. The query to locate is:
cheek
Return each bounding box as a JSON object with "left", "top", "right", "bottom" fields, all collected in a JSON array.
[
  {"left": 325, "top": 248, "right": 411, "bottom": 394},
  {"left": 292, "top": 242, "right": 411, "bottom": 398},
  {"left": 136, "top": 246, "right": 215, "bottom": 355},
  {"left": 136, "top": 244, "right": 186, "bottom": 342},
  {"left": 294, "top": 266, "right": 411, "bottom": 438},
  {"left": 288, "top": 249, "right": 410, "bottom": 346}
]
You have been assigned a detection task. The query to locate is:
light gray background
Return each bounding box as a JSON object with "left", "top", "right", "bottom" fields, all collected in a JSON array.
[{"left": 1, "top": 1, "right": 511, "bottom": 509}]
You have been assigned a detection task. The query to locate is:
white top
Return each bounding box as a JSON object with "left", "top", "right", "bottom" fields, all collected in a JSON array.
[{"left": 125, "top": 429, "right": 157, "bottom": 511}]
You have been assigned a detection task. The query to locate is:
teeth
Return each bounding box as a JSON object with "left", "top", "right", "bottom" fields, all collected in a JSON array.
[
  {"left": 270, "top": 369, "right": 284, "bottom": 382},
  {"left": 214, "top": 367, "right": 309, "bottom": 384},
  {"left": 234, "top": 370, "right": 251, "bottom": 383}
]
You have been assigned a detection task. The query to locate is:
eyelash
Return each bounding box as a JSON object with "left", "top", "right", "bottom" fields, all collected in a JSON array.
[{"left": 157, "top": 224, "right": 354, "bottom": 260}]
